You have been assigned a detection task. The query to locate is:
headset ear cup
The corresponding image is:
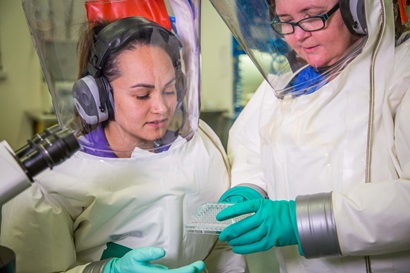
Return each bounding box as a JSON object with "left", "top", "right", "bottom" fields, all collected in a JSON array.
[
  {"left": 339, "top": 0, "right": 367, "bottom": 35},
  {"left": 72, "top": 75, "right": 109, "bottom": 125},
  {"left": 95, "top": 76, "right": 115, "bottom": 120}
]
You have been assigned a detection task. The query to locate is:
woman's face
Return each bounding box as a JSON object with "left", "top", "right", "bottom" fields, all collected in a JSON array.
[
  {"left": 275, "top": 0, "right": 360, "bottom": 68},
  {"left": 107, "top": 45, "right": 178, "bottom": 150}
]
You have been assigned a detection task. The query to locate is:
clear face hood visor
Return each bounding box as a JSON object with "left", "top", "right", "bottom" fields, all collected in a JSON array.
[
  {"left": 22, "top": 0, "right": 201, "bottom": 156},
  {"left": 209, "top": 0, "right": 367, "bottom": 99}
]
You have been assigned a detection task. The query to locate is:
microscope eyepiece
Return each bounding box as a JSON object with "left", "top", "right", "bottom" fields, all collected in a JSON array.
[{"left": 17, "top": 125, "right": 80, "bottom": 180}]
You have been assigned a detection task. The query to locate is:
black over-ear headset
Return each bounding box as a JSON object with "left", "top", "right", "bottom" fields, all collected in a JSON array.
[
  {"left": 339, "top": 0, "right": 367, "bottom": 35},
  {"left": 73, "top": 16, "right": 184, "bottom": 125},
  {"left": 267, "top": 0, "right": 367, "bottom": 36}
]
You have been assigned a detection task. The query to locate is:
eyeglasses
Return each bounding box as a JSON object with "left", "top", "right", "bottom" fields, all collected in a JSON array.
[{"left": 271, "top": 3, "right": 340, "bottom": 35}]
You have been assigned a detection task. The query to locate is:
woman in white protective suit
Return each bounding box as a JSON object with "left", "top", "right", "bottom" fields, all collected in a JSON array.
[
  {"left": 0, "top": 1, "right": 248, "bottom": 273},
  {"left": 208, "top": 0, "right": 410, "bottom": 272}
]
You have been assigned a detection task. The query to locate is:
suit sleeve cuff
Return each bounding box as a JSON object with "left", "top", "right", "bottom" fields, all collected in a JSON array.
[
  {"left": 83, "top": 259, "right": 111, "bottom": 273},
  {"left": 296, "top": 192, "right": 342, "bottom": 259}
]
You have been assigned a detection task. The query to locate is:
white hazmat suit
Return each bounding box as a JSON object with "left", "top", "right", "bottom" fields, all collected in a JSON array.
[
  {"left": 0, "top": 0, "right": 247, "bottom": 272},
  {"left": 1, "top": 121, "right": 247, "bottom": 273},
  {"left": 211, "top": 0, "right": 410, "bottom": 272}
]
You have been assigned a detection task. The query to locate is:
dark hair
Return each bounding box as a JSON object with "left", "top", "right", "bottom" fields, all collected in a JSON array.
[
  {"left": 77, "top": 18, "right": 181, "bottom": 82},
  {"left": 266, "top": 0, "right": 276, "bottom": 21}
]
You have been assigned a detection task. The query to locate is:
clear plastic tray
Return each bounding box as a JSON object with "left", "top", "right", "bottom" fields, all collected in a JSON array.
[{"left": 185, "top": 202, "right": 252, "bottom": 235}]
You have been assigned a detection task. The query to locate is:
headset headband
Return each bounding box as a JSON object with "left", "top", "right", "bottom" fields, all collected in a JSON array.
[{"left": 87, "top": 16, "right": 181, "bottom": 78}]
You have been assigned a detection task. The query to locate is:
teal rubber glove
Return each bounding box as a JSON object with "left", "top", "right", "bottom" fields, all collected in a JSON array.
[
  {"left": 218, "top": 186, "right": 264, "bottom": 203},
  {"left": 216, "top": 199, "right": 299, "bottom": 254},
  {"left": 102, "top": 247, "right": 205, "bottom": 273}
]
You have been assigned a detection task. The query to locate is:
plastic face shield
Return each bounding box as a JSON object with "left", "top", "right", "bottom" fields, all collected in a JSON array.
[
  {"left": 22, "top": 0, "right": 201, "bottom": 156},
  {"left": 209, "top": 0, "right": 367, "bottom": 99}
]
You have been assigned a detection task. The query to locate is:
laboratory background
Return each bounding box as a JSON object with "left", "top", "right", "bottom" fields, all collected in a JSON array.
[{"left": 0, "top": 1, "right": 279, "bottom": 272}]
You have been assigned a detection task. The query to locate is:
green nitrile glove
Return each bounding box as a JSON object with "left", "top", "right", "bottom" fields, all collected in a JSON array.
[
  {"left": 216, "top": 199, "right": 299, "bottom": 254},
  {"left": 102, "top": 247, "right": 205, "bottom": 273},
  {"left": 218, "top": 186, "right": 264, "bottom": 203}
]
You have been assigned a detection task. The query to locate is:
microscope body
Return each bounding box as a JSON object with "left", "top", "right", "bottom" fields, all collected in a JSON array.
[
  {"left": 0, "top": 141, "right": 32, "bottom": 206},
  {"left": 0, "top": 125, "right": 80, "bottom": 273},
  {"left": 0, "top": 141, "right": 30, "bottom": 273}
]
